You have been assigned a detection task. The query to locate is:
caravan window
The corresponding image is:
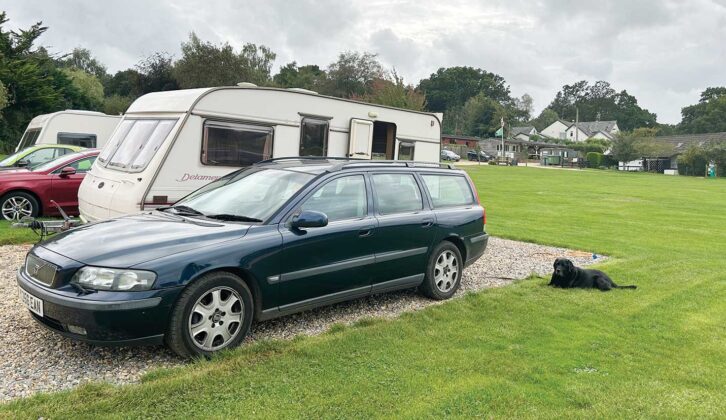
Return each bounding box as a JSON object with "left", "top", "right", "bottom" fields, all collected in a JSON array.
[
  {"left": 98, "top": 119, "right": 177, "bottom": 172},
  {"left": 18, "top": 129, "right": 41, "bottom": 150},
  {"left": 397, "top": 141, "right": 415, "bottom": 161},
  {"left": 299, "top": 118, "right": 329, "bottom": 156},
  {"left": 202, "top": 121, "right": 273, "bottom": 167},
  {"left": 58, "top": 132, "right": 97, "bottom": 148}
]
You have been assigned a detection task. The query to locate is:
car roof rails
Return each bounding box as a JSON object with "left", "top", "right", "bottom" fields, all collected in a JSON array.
[
  {"left": 253, "top": 156, "right": 366, "bottom": 166},
  {"left": 329, "top": 160, "right": 456, "bottom": 172}
]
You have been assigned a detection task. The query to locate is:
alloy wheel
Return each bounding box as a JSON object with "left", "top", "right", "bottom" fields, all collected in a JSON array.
[
  {"left": 1, "top": 197, "right": 33, "bottom": 221},
  {"left": 434, "top": 250, "right": 459, "bottom": 293},
  {"left": 188, "top": 286, "right": 244, "bottom": 351}
]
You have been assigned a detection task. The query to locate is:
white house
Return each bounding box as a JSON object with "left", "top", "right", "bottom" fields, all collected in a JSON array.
[
  {"left": 540, "top": 119, "right": 570, "bottom": 139},
  {"left": 543, "top": 120, "right": 619, "bottom": 142}
]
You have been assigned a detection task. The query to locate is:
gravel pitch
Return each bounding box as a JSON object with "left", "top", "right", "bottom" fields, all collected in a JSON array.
[{"left": 0, "top": 238, "right": 605, "bottom": 401}]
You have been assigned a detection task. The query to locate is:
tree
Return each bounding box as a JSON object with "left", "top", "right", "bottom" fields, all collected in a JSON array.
[
  {"left": 512, "top": 93, "right": 533, "bottom": 122},
  {"left": 60, "top": 68, "right": 104, "bottom": 109},
  {"left": 609, "top": 132, "right": 640, "bottom": 163},
  {"left": 0, "top": 12, "right": 91, "bottom": 151},
  {"left": 417, "top": 66, "right": 510, "bottom": 113},
  {"left": 103, "top": 94, "right": 133, "bottom": 115},
  {"left": 0, "top": 81, "right": 8, "bottom": 112},
  {"left": 273, "top": 62, "right": 326, "bottom": 91},
  {"left": 323, "top": 51, "right": 383, "bottom": 98},
  {"left": 136, "top": 52, "right": 178, "bottom": 94},
  {"left": 353, "top": 70, "right": 426, "bottom": 111},
  {"left": 530, "top": 108, "right": 559, "bottom": 131},
  {"left": 173, "top": 33, "right": 276, "bottom": 88},
  {"left": 105, "top": 69, "right": 142, "bottom": 98},
  {"left": 548, "top": 80, "right": 656, "bottom": 131},
  {"left": 57, "top": 47, "right": 108, "bottom": 81},
  {"left": 461, "top": 92, "right": 504, "bottom": 137},
  {"left": 679, "top": 87, "right": 726, "bottom": 134}
]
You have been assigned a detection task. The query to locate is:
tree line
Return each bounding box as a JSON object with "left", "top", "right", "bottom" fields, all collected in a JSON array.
[{"left": 1, "top": 12, "right": 725, "bottom": 153}]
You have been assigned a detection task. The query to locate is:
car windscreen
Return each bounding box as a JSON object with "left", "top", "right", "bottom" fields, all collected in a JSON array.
[
  {"left": 175, "top": 168, "right": 315, "bottom": 222},
  {"left": 97, "top": 118, "right": 177, "bottom": 172}
]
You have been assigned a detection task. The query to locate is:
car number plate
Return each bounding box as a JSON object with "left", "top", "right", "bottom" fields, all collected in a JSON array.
[{"left": 19, "top": 288, "right": 44, "bottom": 317}]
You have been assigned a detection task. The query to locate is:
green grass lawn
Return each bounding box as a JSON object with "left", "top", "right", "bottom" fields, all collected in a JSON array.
[
  {"left": 0, "top": 220, "right": 43, "bottom": 245},
  {"left": 2, "top": 167, "right": 725, "bottom": 418}
]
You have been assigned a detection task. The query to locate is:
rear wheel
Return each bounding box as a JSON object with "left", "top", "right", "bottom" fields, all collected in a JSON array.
[
  {"left": 166, "top": 272, "right": 253, "bottom": 358},
  {"left": 420, "top": 241, "right": 463, "bottom": 300},
  {"left": 1, "top": 192, "right": 39, "bottom": 221}
]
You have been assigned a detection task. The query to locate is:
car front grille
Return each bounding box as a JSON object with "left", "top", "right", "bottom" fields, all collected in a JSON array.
[{"left": 25, "top": 253, "right": 59, "bottom": 287}]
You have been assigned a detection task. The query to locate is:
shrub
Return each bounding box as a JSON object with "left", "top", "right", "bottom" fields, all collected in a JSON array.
[{"left": 586, "top": 152, "right": 603, "bottom": 168}]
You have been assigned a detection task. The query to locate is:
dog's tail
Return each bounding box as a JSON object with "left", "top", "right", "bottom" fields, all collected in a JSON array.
[{"left": 614, "top": 284, "right": 637, "bottom": 289}]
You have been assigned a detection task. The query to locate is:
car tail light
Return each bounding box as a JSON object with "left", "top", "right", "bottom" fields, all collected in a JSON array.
[{"left": 464, "top": 173, "right": 486, "bottom": 225}]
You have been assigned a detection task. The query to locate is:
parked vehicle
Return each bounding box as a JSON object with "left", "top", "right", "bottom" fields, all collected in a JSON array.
[
  {"left": 13, "top": 110, "right": 121, "bottom": 153},
  {"left": 18, "top": 158, "right": 488, "bottom": 357},
  {"left": 441, "top": 149, "right": 460, "bottom": 161},
  {"left": 0, "top": 144, "right": 86, "bottom": 170},
  {"left": 0, "top": 149, "right": 99, "bottom": 220},
  {"left": 78, "top": 85, "right": 444, "bottom": 222},
  {"left": 467, "top": 150, "right": 491, "bottom": 161}
]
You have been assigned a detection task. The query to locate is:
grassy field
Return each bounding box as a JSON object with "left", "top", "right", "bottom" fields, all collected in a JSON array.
[
  {"left": 2, "top": 167, "right": 725, "bottom": 418},
  {"left": 0, "top": 220, "right": 42, "bottom": 245}
]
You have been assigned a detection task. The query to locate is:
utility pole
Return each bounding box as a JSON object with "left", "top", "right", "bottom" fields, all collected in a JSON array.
[{"left": 575, "top": 107, "right": 579, "bottom": 143}]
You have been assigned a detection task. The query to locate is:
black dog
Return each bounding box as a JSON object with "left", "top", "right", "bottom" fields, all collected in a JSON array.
[{"left": 549, "top": 258, "right": 636, "bottom": 291}]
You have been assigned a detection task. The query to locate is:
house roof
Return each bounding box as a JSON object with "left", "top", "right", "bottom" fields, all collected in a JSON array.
[
  {"left": 568, "top": 121, "right": 618, "bottom": 137},
  {"left": 647, "top": 132, "right": 726, "bottom": 155},
  {"left": 511, "top": 126, "right": 536, "bottom": 136}
]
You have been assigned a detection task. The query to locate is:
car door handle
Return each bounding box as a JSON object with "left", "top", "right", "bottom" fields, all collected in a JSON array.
[
  {"left": 358, "top": 225, "right": 375, "bottom": 237},
  {"left": 421, "top": 218, "right": 434, "bottom": 228}
]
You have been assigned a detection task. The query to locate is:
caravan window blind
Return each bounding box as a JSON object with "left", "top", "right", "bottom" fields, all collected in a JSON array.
[{"left": 202, "top": 121, "right": 273, "bottom": 167}]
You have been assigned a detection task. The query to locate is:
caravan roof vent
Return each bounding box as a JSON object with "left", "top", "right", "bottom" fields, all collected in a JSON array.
[
  {"left": 236, "top": 82, "right": 258, "bottom": 88},
  {"left": 287, "top": 88, "right": 319, "bottom": 95}
]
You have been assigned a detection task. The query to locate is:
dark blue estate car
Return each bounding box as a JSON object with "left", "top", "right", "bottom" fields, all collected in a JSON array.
[{"left": 17, "top": 158, "right": 488, "bottom": 357}]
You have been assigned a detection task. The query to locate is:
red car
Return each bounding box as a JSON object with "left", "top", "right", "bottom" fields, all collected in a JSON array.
[{"left": 0, "top": 149, "right": 99, "bottom": 221}]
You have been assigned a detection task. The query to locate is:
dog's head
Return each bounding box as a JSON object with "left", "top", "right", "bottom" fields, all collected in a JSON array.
[{"left": 553, "top": 258, "right": 575, "bottom": 277}]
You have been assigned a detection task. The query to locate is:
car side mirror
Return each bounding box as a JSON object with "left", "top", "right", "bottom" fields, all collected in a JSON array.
[
  {"left": 59, "top": 166, "right": 76, "bottom": 177},
  {"left": 290, "top": 210, "right": 328, "bottom": 229},
  {"left": 16, "top": 159, "right": 29, "bottom": 168}
]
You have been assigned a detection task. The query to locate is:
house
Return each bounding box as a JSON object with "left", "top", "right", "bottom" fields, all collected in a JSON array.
[
  {"left": 511, "top": 126, "right": 538, "bottom": 141},
  {"left": 624, "top": 131, "right": 726, "bottom": 173},
  {"left": 441, "top": 134, "right": 479, "bottom": 149},
  {"left": 540, "top": 119, "right": 570, "bottom": 139},
  {"left": 542, "top": 120, "right": 619, "bottom": 142}
]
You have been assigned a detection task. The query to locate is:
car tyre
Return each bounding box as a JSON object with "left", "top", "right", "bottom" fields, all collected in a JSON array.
[
  {"left": 166, "top": 271, "right": 254, "bottom": 358},
  {"left": 0, "top": 191, "right": 40, "bottom": 221},
  {"left": 420, "top": 241, "right": 463, "bottom": 300}
]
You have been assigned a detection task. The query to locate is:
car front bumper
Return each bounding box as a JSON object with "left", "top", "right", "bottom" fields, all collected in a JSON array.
[{"left": 16, "top": 268, "right": 180, "bottom": 346}]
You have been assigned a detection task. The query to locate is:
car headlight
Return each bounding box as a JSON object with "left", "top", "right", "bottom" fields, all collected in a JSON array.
[{"left": 71, "top": 267, "right": 156, "bottom": 291}]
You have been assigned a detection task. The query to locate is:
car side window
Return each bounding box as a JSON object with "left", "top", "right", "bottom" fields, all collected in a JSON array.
[
  {"left": 372, "top": 173, "right": 423, "bottom": 215},
  {"left": 421, "top": 175, "right": 475, "bottom": 208},
  {"left": 69, "top": 157, "right": 97, "bottom": 173},
  {"left": 24, "top": 148, "right": 58, "bottom": 166},
  {"left": 299, "top": 175, "right": 367, "bottom": 222}
]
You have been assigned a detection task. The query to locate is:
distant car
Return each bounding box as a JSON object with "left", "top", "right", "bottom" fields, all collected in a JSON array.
[
  {"left": 0, "top": 149, "right": 99, "bottom": 220},
  {"left": 441, "top": 150, "right": 460, "bottom": 161},
  {"left": 467, "top": 150, "right": 491, "bottom": 161},
  {"left": 0, "top": 144, "right": 85, "bottom": 171}
]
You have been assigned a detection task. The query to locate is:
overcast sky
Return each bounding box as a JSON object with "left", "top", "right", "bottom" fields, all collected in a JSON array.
[{"left": 2, "top": 0, "right": 726, "bottom": 123}]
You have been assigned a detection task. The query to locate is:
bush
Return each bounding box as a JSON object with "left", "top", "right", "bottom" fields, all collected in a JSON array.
[
  {"left": 586, "top": 152, "right": 603, "bottom": 168},
  {"left": 601, "top": 154, "right": 618, "bottom": 168}
]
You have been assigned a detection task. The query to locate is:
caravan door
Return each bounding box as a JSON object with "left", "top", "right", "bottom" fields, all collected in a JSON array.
[{"left": 348, "top": 119, "right": 373, "bottom": 159}]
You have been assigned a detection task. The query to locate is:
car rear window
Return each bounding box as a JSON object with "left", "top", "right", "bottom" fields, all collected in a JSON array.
[{"left": 421, "top": 175, "right": 475, "bottom": 208}]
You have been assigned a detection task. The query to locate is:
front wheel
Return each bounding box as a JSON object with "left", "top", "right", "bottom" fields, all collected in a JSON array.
[
  {"left": 420, "top": 241, "right": 463, "bottom": 300},
  {"left": 166, "top": 272, "right": 254, "bottom": 358},
  {"left": 1, "top": 192, "right": 39, "bottom": 221}
]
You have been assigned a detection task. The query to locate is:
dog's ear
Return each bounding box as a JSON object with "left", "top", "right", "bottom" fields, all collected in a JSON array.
[
  {"left": 565, "top": 259, "right": 574, "bottom": 271},
  {"left": 553, "top": 258, "right": 561, "bottom": 268}
]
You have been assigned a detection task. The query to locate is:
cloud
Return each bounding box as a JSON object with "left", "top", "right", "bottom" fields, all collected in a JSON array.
[{"left": 2, "top": 0, "right": 726, "bottom": 123}]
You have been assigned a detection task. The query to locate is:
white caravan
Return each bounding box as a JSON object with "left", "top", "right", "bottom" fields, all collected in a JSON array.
[
  {"left": 14, "top": 110, "right": 121, "bottom": 152},
  {"left": 78, "top": 86, "right": 443, "bottom": 222}
]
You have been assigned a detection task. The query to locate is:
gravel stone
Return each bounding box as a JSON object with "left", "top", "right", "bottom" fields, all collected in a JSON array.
[{"left": 0, "top": 237, "right": 605, "bottom": 401}]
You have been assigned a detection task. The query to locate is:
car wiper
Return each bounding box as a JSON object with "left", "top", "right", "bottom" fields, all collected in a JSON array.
[
  {"left": 158, "top": 205, "right": 205, "bottom": 216},
  {"left": 205, "top": 214, "right": 262, "bottom": 222}
]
